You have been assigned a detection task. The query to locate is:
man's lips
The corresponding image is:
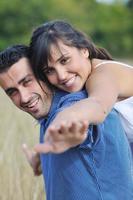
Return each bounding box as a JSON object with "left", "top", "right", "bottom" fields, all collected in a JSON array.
[{"left": 22, "top": 97, "right": 39, "bottom": 112}]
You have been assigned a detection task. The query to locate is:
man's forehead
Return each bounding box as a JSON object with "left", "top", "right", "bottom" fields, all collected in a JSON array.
[
  {"left": 0, "top": 58, "right": 33, "bottom": 89},
  {"left": 11, "top": 57, "right": 32, "bottom": 71}
]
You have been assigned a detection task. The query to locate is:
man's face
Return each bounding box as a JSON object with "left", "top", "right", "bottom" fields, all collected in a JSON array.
[{"left": 0, "top": 57, "right": 52, "bottom": 119}]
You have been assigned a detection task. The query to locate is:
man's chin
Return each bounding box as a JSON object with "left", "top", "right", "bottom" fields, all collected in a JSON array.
[
  {"left": 30, "top": 113, "right": 41, "bottom": 120},
  {"left": 21, "top": 107, "right": 47, "bottom": 120},
  {"left": 23, "top": 110, "right": 40, "bottom": 120},
  {"left": 30, "top": 112, "right": 46, "bottom": 120}
]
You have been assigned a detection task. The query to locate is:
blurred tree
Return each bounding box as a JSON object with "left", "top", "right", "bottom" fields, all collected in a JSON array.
[
  {"left": 0, "top": 0, "right": 132, "bottom": 57},
  {"left": 89, "top": 1, "right": 133, "bottom": 57},
  {"left": 0, "top": 0, "right": 52, "bottom": 47},
  {"left": 127, "top": 0, "right": 133, "bottom": 8}
]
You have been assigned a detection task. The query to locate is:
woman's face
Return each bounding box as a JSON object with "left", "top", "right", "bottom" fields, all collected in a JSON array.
[{"left": 43, "top": 40, "right": 92, "bottom": 92}]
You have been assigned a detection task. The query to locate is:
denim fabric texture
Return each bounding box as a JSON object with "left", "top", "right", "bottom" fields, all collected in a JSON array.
[{"left": 39, "top": 90, "right": 133, "bottom": 200}]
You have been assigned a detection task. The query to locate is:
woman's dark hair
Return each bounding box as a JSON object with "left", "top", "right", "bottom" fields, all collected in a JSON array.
[{"left": 29, "top": 20, "right": 113, "bottom": 81}]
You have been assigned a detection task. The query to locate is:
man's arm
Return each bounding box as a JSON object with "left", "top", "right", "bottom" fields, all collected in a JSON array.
[{"left": 22, "top": 143, "right": 42, "bottom": 176}]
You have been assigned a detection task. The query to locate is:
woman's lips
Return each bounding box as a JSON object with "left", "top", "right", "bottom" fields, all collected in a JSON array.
[{"left": 63, "top": 76, "right": 76, "bottom": 88}]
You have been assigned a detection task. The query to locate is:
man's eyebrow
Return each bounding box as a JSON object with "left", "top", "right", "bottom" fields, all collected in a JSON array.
[
  {"left": 18, "top": 74, "right": 32, "bottom": 85},
  {"left": 5, "top": 74, "right": 33, "bottom": 94},
  {"left": 18, "top": 77, "right": 26, "bottom": 85}
]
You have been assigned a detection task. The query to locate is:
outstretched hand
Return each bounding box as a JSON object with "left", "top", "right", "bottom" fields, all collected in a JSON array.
[
  {"left": 51, "top": 101, "right": 90, "bottom": 130},
  {"left": 34, "top": 121, "right": 88, "bottom": 154},
  {"left": 22, "top": 143, "right": 42, "bottom": 176}
]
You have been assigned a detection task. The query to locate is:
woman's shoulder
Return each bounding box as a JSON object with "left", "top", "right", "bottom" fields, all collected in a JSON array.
[{"left": 92, "top": 59, "right": 133, "bottom": 70}]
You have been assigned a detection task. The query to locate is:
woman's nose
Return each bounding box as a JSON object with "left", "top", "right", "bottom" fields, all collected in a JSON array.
[{"left": 56, "top": 68, "right": 67, "bottom": 83}]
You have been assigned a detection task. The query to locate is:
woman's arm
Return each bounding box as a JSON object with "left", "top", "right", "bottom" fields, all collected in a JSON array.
[
  {"left": 47, "top": 65, "right": 120, "bottom": 126},
  {"left": 70, "top": 62, "right": 133, "bottom": 124},
  {"left": 85, "top": 62, "right": 133, "bottom": 122},
  {"left": 43, "top": 63, "right": 133, "bottom": 148},
  {"left": 34, "top": 121, "right": 88, "bottom": 154},
  {"left": 84, "top": 64, "right": 120, "bottom": 123}
]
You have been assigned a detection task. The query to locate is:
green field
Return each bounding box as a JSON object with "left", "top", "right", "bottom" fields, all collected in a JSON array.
[{"left": 0, "top": 89, "right": 45, "bottom": 200}]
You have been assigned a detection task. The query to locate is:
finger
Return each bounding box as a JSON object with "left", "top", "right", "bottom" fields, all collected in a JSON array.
[
  {"left": 34, "top": 164, "right": 42, "bottom": 176},
  {"left": 58, "top": 121, "right": 72, "bottom": 134},
  {"left": 52, "top": 120, "right": 72, "bottom": 130},
  {"left": 22, "top": 143, "right": 32, "bottom": 160},
  {"left": 80, "top": 121, "right": 88, "bottom": 135},
  {"left": 34, "top": 143, "right": 53, "bottom": 154},
  {"left": 69, "top": 121, "right": 81, "bottom": 134},
  {"left": 45, "top": 126, "right": 65, "bottom": 142}
]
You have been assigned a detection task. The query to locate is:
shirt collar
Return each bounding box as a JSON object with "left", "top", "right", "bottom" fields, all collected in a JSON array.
[{"left": 38, "top": 89, "right": 68, "bottom": 125}]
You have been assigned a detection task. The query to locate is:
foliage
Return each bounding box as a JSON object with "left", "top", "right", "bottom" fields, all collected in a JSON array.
[{"left": 0, "top": 0, "right": 132, "bottom": 57}]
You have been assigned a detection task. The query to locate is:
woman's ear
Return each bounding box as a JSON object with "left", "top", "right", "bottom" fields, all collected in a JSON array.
[{"left": 81, "top": 48, "right": 89, "bottom": 58}]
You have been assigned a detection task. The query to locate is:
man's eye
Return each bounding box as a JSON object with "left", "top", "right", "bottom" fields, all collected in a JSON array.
[
  {"left": 24, "top": 79, "right": 32, "bottom": 85},
  {"left": 7, "top": 90, "right": 18, "bottom": 97}
]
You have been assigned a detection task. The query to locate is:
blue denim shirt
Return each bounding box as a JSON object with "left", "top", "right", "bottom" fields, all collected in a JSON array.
[{"left": 39, "top": 90, "right": 133, "bottom": 200}]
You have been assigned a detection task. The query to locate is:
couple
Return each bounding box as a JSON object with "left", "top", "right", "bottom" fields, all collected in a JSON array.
[{"left": 0, "top": 20, "right": 133, "bottom": 200}]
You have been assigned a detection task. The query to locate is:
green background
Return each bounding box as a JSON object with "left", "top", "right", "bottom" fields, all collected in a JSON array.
[{"left": 0, "top": 0, "right": 133, "bottom": 58}]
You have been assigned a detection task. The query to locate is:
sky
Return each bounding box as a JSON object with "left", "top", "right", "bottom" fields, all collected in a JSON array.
[
  {"left": 96, "top": 0, "right": 128, "bottom": 3},
  {"left": 97, "top": 0, "right": 114, "bottom": 3}
]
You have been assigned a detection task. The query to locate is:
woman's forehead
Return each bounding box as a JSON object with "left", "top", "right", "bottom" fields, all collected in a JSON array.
[{"left": 49, "top": 42, "right": 69, "bottom": 59}]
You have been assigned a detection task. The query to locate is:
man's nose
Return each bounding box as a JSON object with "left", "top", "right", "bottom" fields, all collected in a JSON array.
[{"left": 20, "top": 88, "right": 31, "bottom": 104}]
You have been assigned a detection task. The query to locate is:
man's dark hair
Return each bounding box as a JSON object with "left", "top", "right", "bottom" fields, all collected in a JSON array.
[{"left": 0, "top": 44, "right": 29, "bottom": 73}]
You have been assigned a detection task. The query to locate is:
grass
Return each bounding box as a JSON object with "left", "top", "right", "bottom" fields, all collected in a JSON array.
[{"left": 0, "top": 89, "right": 45, "bottom": 200}]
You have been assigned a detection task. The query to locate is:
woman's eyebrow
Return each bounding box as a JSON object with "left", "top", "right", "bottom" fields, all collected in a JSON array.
[{"left": 56, "top": 53, "right": 69, "bottom": 62}]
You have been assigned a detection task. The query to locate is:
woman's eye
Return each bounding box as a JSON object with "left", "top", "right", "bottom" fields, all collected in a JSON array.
[
  {"left": 43, "top": 68, "right": 55, "bottom": 75},
  {"left": 61, "top": 57, "right": 69, "bottom": 65}
]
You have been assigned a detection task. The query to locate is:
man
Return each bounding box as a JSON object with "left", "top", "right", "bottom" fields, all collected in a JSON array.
[{"left": 0, "top": 45, "right": 132, "bottom": 200}]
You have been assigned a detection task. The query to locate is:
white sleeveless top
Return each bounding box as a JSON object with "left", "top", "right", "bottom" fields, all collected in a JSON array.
[{"left": 94, "top": 61, "right": 133, "bottom": 142}]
